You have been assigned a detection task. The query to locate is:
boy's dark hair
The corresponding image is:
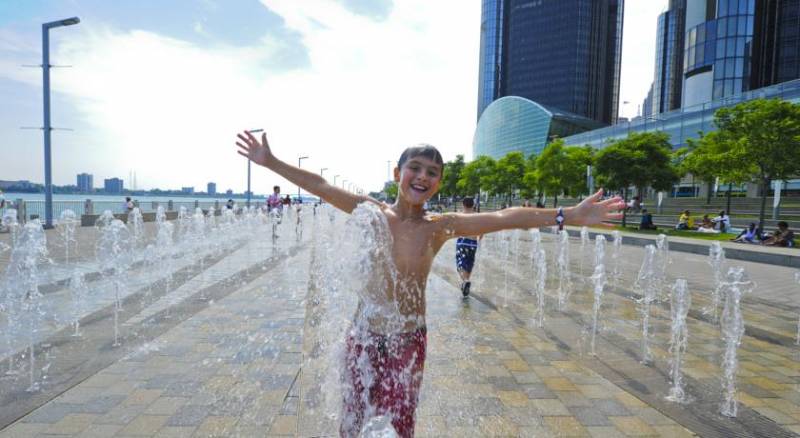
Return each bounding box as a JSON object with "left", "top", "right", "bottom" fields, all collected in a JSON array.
[
  {"left": 397, "top": 144, "right": 444, "bottom": 170},
  {"left": 273, "top": 186, "right": 280, "bottom": 192},
  {"left": 778, "top": 221, "right": 789, "bottom": 228},
  {"left": 642, "top": 209, "right": 648, "bottom": 213},
  {"left": 462, "top": 197, "right": 475, "bottom": 209}
]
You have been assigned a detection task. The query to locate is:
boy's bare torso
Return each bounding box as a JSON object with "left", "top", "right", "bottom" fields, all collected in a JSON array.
[{"left": 360, "top": 205, "right": 450, "bottom": 334}]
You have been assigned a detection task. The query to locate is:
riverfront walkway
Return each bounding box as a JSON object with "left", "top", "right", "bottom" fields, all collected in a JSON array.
[{"left": 1, "top": 225, "right": 800, "bottom": 436}]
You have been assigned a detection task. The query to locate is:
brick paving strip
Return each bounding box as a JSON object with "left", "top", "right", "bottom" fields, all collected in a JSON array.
[
  {"left": 430, "top": 233, "right": 800, "bottom": 437},
  {"left": 0, "top": 234, "right": 306, "bottom": 435}
]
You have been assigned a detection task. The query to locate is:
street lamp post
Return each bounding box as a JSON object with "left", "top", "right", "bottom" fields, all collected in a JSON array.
[
  {"left": 42, "top": 17, "right": 80, "bottom": 229},
  {"left": 320, "top": 168, "right": 328, "bottom": 177},
  {"left": 297, "top": 156, "right": 309, "bottom": 199},
  {"left": 333, "top": 175, "right": 340, "bottom": 187},
  {"left": 342, "top": 179, "right": 348, "bottom": 190},
  {"left": 245, "top": 129, "right": 263, "bottom": 207}
]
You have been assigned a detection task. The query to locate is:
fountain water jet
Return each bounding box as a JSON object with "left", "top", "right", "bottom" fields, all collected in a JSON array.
[
  {"left": 635, "top": 245, "right": 658, "bottom": 364},
  {"left": 556, "top": 230, "right": 572, "bottom": 311},
  {"left": 69, "top": 272, "right": 89, "bottom": 337},
  {"left": 705, "top": 242, "right": 726, "bottom": 322},
  {"left": 58, "top": 210, "right": 78, "bottom": 264},
  {"left": 530, "top": 230, "right": 546, "bottom": 327},
  {"left": 589, "top": 264, "right": 606, "bottom": 356},
  {"left": 666, "top": 279, "right": 691, "bottom": 403},
  {"left": 3, "top": 220, "right": 49, "bottom": 390},
  {"left": 579, "top": 226, "right": 590, "bottom": 279},
  {"left": 96, "top": 219, "right": 132, "bottom": 347},
  {"left": 719, "top": 266, "right": 753, "bottom": 417},
  {"left": 610, "top": 231, "right": 622, "bottom": 286}
]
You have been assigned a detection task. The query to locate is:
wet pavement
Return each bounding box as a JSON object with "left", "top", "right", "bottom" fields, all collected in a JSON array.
[{"left": 1, "top": 224, "right": 799, "bottom": 437}]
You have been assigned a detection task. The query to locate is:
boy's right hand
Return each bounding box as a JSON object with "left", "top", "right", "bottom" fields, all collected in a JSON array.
[{"left": 236, "top": 131, "right": 274, "bottom": 168}]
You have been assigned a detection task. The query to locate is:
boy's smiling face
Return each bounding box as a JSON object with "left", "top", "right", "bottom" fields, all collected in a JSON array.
[{"left": 395, "top": 156, "right": 442, "bottom": 206}]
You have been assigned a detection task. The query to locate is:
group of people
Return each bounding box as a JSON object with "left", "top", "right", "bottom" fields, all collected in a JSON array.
[{"left": 674, "top": 209, "right": 731, "bottom": 233}]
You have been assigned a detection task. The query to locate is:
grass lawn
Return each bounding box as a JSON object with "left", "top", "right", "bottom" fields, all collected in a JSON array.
[{"left": 599, "top": 225, "right": 738, "bottom": 241}]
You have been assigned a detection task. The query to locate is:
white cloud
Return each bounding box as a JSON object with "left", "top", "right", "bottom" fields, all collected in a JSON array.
[{"left": 1, "top": 1, "right": 480, "bottom": 194}]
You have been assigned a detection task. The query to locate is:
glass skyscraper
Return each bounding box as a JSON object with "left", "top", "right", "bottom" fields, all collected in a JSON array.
[{"left": 476, "top": 0, "right": 624, "bottom": 125}]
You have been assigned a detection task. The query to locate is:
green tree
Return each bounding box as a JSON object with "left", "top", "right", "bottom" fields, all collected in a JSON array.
[
  {"left": 693, "top": 98, "right": 800, "bottom": 233},
  {"left": 457, "top": 155, "right": 496, "bottom": 197},
  {"left": 493, "top": 152, "right": 526, "bottom": 202},
  {"left": 594, "top": 131, "right": 679, "bottom": 226},
  {"left": 534, "top": 139, "right": 571, "bottom": 207},
  {"left": 439, "top": 155, "right": 465, "bottom": 198},
  {"left": 384, "top": 181, "right": 398, "bottom": 200},
  {"left": 520, "top": 153, "right": 540, "bottom": 200},
  {"left": 563, "top": 145, "right": 595, "bottom": 198}
]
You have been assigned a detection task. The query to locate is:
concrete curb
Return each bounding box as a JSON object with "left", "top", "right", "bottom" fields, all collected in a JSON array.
[{"left": 547, "top": 227, "right": 800, "bottom": 269}]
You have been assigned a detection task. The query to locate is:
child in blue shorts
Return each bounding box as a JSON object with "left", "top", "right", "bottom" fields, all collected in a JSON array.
[{"left": 456, "top": 197, "right": 480, "bottom": 297}]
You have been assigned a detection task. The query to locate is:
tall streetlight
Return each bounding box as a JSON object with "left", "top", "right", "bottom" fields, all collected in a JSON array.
[
  {"left": 42, "top": 17, "right": 80, "bottom": 229},
  {"left": 342, "top": 179, "right": 348, "bottom": 190},
  {"left": 297, "top": 155, "right": 309, "bottom": 199},
  {"left": 245, "top": 129, "right": 263, "bottom": 207},
  {"left": 320, "top": 167, "right": 328, "bottom": 177},
  {"left": 333, "top": 175, "right": 340, "bottom": 187}
]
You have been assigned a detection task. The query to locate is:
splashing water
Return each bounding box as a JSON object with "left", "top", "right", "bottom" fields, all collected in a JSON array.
[
  {"left": 666, "top": 279, "right": 691, "bottom": 403},
  {"left": 705, "top": 242, "right": 726, "bottom": 322},
  {"left": 610, "top": 231, "right": 623, "bottom": 287},
  {"left": 3, "top": 220, "right": 49, "bottom": 390},
  {"left": 69, "top": 272, "right": 89, "bottom": 337},
  {"left": 58, "top": 210, "right": 78, "bottom": 265},
  {"left": 654, "top": 234, "right": 670, "bottom": 300},
  {"left": 501, "top": 230, "right": 511, "bottom": 307},
  {"left": 302, "top": 203, "right": 430, "bottom": 436},
  {"left": 556, "top": 230, "right": 572, "bottom": 311},
  {"left": 579, "top": 226, "right": 590, "bottom": 279},
  {"left": 530, "top": 230, "right": 546, "bottom": 327},
  {"left": 589, "top": 264, "right": 607, "bottom": 356},
  {"left": 719, "top": 266, "right": 753, "bottom": 417},
  {"left": 359, "top": 415, "right": 399, "bottom": 438},
  {"left": 2, "top": 209, "right": 20, "bottom": 249},
  {"left": 594, "top": 234, "right": 606, "bottom": 267},
  {"left": 96, "top": 219, "right": 132, "bottom": 347},
  {"left": 128, "top": 207, "right": 144, "bottom": 252},
  {"left": 635, "top": 245, "right": 658, "bottom": 364}
]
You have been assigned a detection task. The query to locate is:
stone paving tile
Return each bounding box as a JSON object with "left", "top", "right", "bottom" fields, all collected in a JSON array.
[{"left": 9, "top": 227, "right": 794, "bottom": 436}]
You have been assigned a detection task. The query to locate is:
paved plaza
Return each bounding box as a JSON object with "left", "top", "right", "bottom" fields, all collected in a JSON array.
[{"left": 1, "top": 221, "right": 799, "bottom": 437}]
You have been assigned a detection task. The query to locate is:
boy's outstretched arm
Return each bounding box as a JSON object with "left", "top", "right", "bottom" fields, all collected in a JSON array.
[
  {"left": 236, "top": 131, "right": 374, "bottom": 213},
  {"left": 441, "top": 190, "right": 625, "bottom": 238}
]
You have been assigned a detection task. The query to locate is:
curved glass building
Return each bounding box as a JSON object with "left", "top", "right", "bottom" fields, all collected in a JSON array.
[{"left": 473, "top": 96, "right": 603, "bottom": 160}]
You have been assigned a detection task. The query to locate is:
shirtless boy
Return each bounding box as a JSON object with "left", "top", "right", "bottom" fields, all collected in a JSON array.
[{"left": 235, "top": 131, "right": 624, "bottom": 437}]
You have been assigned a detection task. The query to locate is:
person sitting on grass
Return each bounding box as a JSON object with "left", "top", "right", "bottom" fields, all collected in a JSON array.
[
  {"left": 696, "top": 214, "right": 720, "bottom": 233},
  {"left": 676, "top": 210, "right": 694, "bottom": 230},
  {"left": 711, "top": 210, "right": 731, "bottom": 233},
  {"left": 235, "top": 130, "right": 625, "bottom": 438},
  {"left": 732, "top": 223, "right": 759, "bottom": 243},
  {"left": 639, "top": 209, "right": 657, "bottom": 230},
  {"left": 762, "top": 221, "right": 795, "bottom": 247}
]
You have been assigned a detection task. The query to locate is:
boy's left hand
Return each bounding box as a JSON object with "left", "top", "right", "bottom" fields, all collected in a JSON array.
[{"left": 570, "top": 189, "right": 625, "bottom": 227}]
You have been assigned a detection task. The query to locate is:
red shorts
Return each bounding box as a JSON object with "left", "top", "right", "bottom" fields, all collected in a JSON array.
[{"left": 340, "top": 327, "right": 427, "bottom": 438}]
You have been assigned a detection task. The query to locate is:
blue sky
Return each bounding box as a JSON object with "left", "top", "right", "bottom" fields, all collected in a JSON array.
[{"left": 0, "top": 0, "right": 664, "bottom": 194}]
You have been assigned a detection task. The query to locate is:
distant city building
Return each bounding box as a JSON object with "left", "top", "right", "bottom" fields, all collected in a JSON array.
[
  {"left": 473, "top": 96, "right": 604, "bottom": 160},
  {"left": 477, "top": 0, "right": 624, "bottom": 125},
  {"left": 225, "top": 189, "right": 233, "bottom": 196},
  {"left": 104, "top": 178, "right": 124, "bottom": 194},
  {"left": 652, "top": 0, "right": 686, "bottom": 115},
  {"left": 181, "top": 187, "right": 194, "bottom": 194},
  {"left": 77, "top": 173, "right": 93, "bottom": 193},
  {"left": 207, "top": 182, "right": 216, "bottom": 195},
  {"left": 0, "top": 180, "right": 35, "bottom": 190},
  {"left": 677, "top": 0, "right": 800, "bottom": 108}
]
